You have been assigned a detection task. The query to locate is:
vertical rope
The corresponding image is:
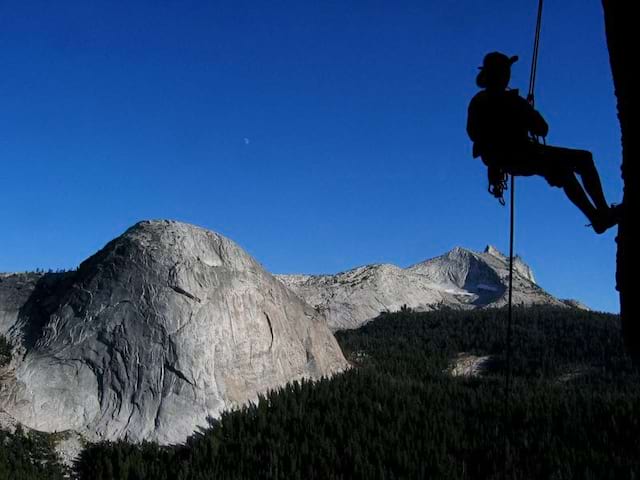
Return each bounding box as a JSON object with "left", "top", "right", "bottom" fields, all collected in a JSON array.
[
  {"left": 502, "top": 175, "right": 516, "bottom": 478},
  {"left": 528, "top": 0, "right": 545, "bottom": 105},
  {"left": 503, "top": 2, "right": 544, "bottom": 476}
]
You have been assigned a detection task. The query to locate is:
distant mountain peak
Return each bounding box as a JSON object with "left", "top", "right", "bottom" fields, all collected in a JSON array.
[
  {"left": 279, "top": 245, "right": 570, "bottom": 331},
  {"left": 484, "top": 245, "right": 504, "bottom": 257},
  {"left": 448, "top": 246, "right": 473, "bottom": 256}
]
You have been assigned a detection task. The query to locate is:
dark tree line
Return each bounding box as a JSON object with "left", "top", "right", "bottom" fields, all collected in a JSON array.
[
  {"left": 0, "top": 335, "right": 11, "bottom": 367},
  {"left": 0, "top": 426, "right": 67, "bottom": 480},
  {"left": 69, "top": 306, "right": 640, "bottom": 480}
]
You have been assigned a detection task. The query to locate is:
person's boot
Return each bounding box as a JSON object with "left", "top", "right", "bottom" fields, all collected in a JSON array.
[{"left": 590, "top": 204, "right": 622, "bottom": 234}]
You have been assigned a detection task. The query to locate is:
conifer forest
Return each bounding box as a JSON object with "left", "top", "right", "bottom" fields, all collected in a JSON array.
[{"left": 1, "top": 305, "right": 639, "bottom": 479}]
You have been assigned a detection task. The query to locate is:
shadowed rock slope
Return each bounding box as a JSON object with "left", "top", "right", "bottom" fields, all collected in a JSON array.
[
  {"left": 0, "top": 220, "right": 347, "bottom": 444},
  {"left": 602, "top": 0, "right": 638, "bottom": 362},
  {"left": 277, "top": 246, "right": 575, "bottom": 331}
]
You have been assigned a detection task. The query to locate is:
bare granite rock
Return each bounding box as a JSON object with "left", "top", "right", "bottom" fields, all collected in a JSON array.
[
  {"left": 0, "top": 220, "right": 347, "bottom": 444},
  {"left": 0, "top": 272, "right": 42, "bottom": 336},
  {"left": 0, "top": 406, "right": 86, "bottom": 467},
  {"left": 277, "top": 245, "right": 571, "bottom": 331},
  {"left": 0, "top": 408, "right": 19, "bottom": 433},
  {"left": 448, "top": 353, "right": 493, "bottom": 378},
  {"left": 277, "top": 264, "right": 467, "bottom": 331},
  {"left": 54, "top": 431, "right": 86, "bottom": 469}
]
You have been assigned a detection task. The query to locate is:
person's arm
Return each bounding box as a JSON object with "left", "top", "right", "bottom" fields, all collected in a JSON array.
[
  {"left": 467, "top": 98, "right": 486, "bottom": 158},
  {"left": 466, "top": 97, "right": 481, "bottom": 143},
  {"left": 517, "top": 96, "right": 548, "bottom": 137},
  {"left": 530, "top": 108, "right": 549, "bottom": 137},
  {"left": 467, "top": 94, "right": 489, "bottom": 158}
]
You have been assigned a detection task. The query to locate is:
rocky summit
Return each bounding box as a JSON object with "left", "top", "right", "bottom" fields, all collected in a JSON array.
[
  {"left": 277, "top": 245, "right": 579, "bottom": 331},
  {"left": 0, "top": 220, "right": 347, "bottom": 444}
]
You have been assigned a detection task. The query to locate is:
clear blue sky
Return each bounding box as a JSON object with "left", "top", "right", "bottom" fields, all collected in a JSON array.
[{"left": 0, "top": 1, "right": 621, "bottom": 312}]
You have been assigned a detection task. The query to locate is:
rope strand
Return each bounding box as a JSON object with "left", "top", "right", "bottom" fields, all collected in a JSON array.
[
  {"left": 503, "top": 1, "right": 544, "bottom": 477},
  {"left": 502, "top": 175, "right": 516, "bottom": 478},
  {"left": 528, "top": 0, "right": 544, "bottom": 104}
]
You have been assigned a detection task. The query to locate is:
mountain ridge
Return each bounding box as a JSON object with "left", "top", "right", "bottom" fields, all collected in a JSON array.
[
  {"left": 0, "top": 223, "right": 587, "bottom": 444},
  {"left": 277, "top": 244, "right": 579, "bottom": 331}
]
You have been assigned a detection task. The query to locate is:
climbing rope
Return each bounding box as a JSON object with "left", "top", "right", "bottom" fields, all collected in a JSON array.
[
  {"left": 503, "top": 0, "right": 544, "bottom": 476},
  {"left": 502, "top": 173, "right": 516, "bottom": 476},
  {"left": 527, "top": 0, "right": 545, "bottom": 106}
]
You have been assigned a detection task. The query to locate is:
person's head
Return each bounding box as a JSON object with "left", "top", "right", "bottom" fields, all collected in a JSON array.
[{"left": 476, "top": 52, "right": 518, "bottom": 90}]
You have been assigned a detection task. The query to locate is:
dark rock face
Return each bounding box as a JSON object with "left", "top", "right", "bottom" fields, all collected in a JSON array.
[
  {"left": 0, "top": 273, "right": 43, "bottom": 335},
  {"left": 602, "top": 0, "right": 638, "bottom": 361},
  {"left": 0, "top": 221, "right": 347, "bottom": 444}
]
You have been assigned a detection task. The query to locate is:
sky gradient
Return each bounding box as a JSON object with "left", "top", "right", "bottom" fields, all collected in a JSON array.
[{"left": 0, "top": 1, "right": 622, "bottom": 312}]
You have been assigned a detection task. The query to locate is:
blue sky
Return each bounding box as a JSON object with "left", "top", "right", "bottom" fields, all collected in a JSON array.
[{"left": 0, "top": 1, "right": 621, "bottom": 312}]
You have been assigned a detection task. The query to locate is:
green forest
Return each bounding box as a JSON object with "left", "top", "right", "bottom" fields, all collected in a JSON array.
[
  {"left": 2, "top": 305, "right": 639, "bottom": 479},
  {"left": 0, "top": 426, "right": 67, "bottom": 480}
]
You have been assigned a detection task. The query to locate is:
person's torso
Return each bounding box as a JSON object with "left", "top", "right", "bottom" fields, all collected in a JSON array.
[{"left": 468, "top": 89, "right": 532, "bottom": 156}]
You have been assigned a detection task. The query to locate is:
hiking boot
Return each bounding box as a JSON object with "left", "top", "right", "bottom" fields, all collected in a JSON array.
[{"left": 590, "top": 204, "right": 622, "bottom": 234}]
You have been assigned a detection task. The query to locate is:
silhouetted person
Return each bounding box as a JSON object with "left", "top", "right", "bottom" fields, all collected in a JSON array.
[{"left": 467, "top": 51, "right": 619, "bottom": 234}]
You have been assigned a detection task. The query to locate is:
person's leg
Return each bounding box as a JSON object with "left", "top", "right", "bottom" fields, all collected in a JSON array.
[
  {"left": 571, "top": 150, "right": 609, "bottom": 211},
  {"left": 559, "top": 171, "right": 618, "bottom": 234},
  {"left": 523, "top": 144, "right": 618, "bottom": 233},
  {"left": 560, "top": 172, "right": 598, "bottom": 223},
  {"left": 516, "top": 144, "right": 597, "bottom": 220}
]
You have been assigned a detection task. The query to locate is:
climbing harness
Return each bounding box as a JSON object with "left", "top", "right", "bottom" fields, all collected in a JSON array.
[
  {"left": 502, "top": 0, "right": 544, "bottom": 476},
  {"left": 488, "top": 169, "right": 509, "bottom": 206}
]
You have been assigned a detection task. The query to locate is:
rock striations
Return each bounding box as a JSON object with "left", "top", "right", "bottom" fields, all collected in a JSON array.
[
  {"left": 277, "top": 245, "right": 574, "bottom": 331},
  {"left": 0, "top": 220, "right": 347, "bottom": 444}
]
